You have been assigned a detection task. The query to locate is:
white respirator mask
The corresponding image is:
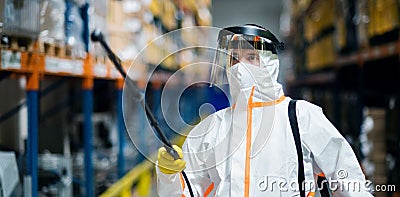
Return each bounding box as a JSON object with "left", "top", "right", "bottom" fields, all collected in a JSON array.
[{"left": 227, "top": 53, "right": 281, "bottom": 102}]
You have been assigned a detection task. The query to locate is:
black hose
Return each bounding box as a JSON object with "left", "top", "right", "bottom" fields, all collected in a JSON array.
[{"left": 91, "top": 30, "right": 195, "bottom": 197}]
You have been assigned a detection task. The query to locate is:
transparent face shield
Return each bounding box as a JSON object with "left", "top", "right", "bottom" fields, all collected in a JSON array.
[{"left": 210, "top": 33, "right": 279, "bottom": 86}]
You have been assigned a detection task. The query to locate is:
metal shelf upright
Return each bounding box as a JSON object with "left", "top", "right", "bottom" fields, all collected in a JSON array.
[
  {"left": 82, "top": 53, "right": 94, "bottom": 197},
  {"left": 116, "top": 78, "right": 125, "bottom": 178},
  {"left": 25, "top": 42, "right": 43, "bottom": 197}
]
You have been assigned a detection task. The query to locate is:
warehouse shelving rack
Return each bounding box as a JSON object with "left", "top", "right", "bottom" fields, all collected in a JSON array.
[
  {"left": 287, "top": 40, "right": 400, "bottom": 87},
  {"left": 287, "top": 0, "right": 400, "bottom": 125},
  {"left": 0, "top": 43, "right": 127, "bottom": 197},
  {"left": 287, "top": 1, "right": 400, "bottom": 196},
  {"left": 287, "top": 38, "right": 400, "bottom": 131},
  {"left": 287, "top": 40, "right": 400, "bottom": 139},
  {"left": 0, "top": 0, "right": 214, "bottom": 196}
]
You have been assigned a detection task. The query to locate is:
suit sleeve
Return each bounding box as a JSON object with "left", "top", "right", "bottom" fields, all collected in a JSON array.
[
  {"left": 157, "top": 115, "right": 216, "bottom": 197},
  {"left": 298, "top": 101, "right": 373, "bottom": 197}
]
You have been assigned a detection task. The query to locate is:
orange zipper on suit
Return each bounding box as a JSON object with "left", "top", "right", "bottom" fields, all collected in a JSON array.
[{"left": 244, "top": 86, "right": 285, "bottom": 197}]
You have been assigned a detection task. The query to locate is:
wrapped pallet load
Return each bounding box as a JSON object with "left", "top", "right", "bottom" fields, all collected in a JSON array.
[
  {"left": 39, "top": 0, "right": 66, "bottom": 57},
  {"left": 2, "top": 0, "right": 40, "bottom": 51}
]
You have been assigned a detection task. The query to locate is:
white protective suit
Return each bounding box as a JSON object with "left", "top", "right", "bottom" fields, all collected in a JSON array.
[{"left": 157, "top": 39, "right": 373, "bottom": 197}]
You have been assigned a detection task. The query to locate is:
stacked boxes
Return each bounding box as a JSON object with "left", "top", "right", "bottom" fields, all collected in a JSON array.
[
  {"left": 365, "top": 108, "right": 387, "bottom": 197},
  {"left": 368, "top": 0, "right": 400, "bottom": 45},
  {"left": 303, "top": 0, "right": 336, "bottom": 71},
  {"left": 291, "top": 0, "right": 400, "bottom": 73}
]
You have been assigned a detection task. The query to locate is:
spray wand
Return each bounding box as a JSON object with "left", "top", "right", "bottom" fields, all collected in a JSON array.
[{"left": 91, "top": 30, "right": 195, "bottom": 197}]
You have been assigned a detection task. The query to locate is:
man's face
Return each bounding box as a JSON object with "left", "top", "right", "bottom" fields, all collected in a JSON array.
[{"left": 230, "top": 49, "right": 260, "bottom": 67}]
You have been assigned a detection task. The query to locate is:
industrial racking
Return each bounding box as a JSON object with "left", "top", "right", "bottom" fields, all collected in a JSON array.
[
  {"left": 0, "top": 44, "right": 126, "bottom": 197},
  {"left": 287, "top": 0, "right": 400, "bottom": 196},
  {"left": 1, "top": 0, "right": 213, "bottom": 196}
]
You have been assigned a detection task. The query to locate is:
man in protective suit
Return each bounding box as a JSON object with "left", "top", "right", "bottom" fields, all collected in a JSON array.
[{"left": 156, "top": 24, "right": 373, "bottom": 197}]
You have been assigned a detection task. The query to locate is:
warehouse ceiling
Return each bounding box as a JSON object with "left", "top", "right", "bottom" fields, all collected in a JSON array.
[
  {"left": 211, "top": 0, "right": 288, "bottom": 84},
  {"left": 211, "top": 0, "right": 283, "bottom": 39}
]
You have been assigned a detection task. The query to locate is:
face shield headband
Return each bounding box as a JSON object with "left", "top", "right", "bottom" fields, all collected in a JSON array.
[{"left": 218, "top": 25, "right": 285, "bottom": 54}]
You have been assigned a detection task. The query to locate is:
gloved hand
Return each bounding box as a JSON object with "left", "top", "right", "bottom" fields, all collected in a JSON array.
[{"left": 157, "top": 145, "right": 186, "bottom": 174}]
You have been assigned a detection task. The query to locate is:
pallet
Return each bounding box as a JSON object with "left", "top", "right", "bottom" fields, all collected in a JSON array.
[
  {"left": 41, "top": 42, "right": 67, "bottom": 58},
  {"left": 95, "top": 55, "right": 107, "bottom": 65},
  {"left": 7, "top": 36, "right": 35, "bottom": 52},
  {"left": 65, "top": 45, "right": 72, "bottom": 58}
]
